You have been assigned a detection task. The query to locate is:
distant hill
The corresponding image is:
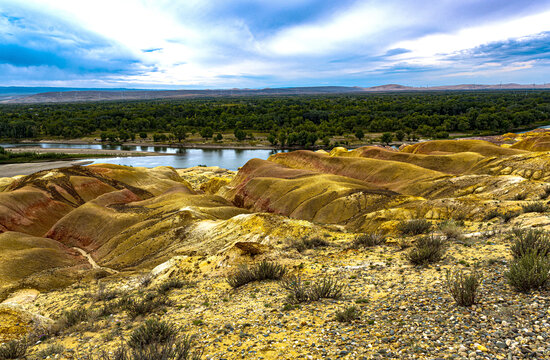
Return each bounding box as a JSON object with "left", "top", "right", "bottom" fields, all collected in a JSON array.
[{"left": 1, "top": 83, "right": 550, "bottom": 104}]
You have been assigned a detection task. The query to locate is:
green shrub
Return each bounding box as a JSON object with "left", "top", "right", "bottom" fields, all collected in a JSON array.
[
  {"left": 505, "top": 252, "right": 550, "bottom": 293},
  {"left": 508, "top": 228, "right": 550, "bottom": 259},
  {"left": 335, "top": 306, "right": 361, "bottom": 323},
  {"left": 128, "top": 319, "right": 178, "bottom": 349},
  {"left": 407, "top": 235, "right": 446, "bottom": 265},
  {"left": 281, "top": 276, "right": 345, "bottom": 303},
  {"left": 0, "top": 340, "right": 27, "bottom": 359},
  {"left": 351, "top": 232, "right": 386, "bottom": 248},
  {"left": 292, "top": 237, "right": 330, "bottom": 252},
  {"left": 397, "top": 219, "right": 432, "bottom": 236},
  {"left": 445, "top": 269, "right": 481, "bottom": 307},
  {"left": 227, "top": 261, "right": 286, "bottom": 289},
  {"left": 522, "top": 202, "right": 549, "bottom": 214}
]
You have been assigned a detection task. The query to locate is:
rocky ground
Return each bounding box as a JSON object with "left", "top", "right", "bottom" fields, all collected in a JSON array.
[{"left": 2, "top": 132, "right": 550, "bottom": 359}]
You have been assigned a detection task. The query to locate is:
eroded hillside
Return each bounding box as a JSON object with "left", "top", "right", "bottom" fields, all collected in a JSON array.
[{"left": 1, "top": 132, "right": 550, "bottom": 359}]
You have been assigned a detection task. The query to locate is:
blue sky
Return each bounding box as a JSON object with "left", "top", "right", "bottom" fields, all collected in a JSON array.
[{"left": 1, "top": 0, "right": 550, "bottom": 88}]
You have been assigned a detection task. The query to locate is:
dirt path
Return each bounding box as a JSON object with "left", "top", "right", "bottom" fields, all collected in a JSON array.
[
  {"left": 73, "top": 247, "right": 118, "bottom": 274},
  {"left": 0, "top": 160, "right": 93, "bottom": 177}
]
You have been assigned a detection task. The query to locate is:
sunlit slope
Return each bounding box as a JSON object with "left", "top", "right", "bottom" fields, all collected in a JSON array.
[
  {"left": 217, "top": 158, "right": 417, "bottom": 225},
  {"left": 510, "top": 134, "right": 550, "bottom": 152},
  {"left": 0, "top": 165, "right": 193, "bottom": 237},
  {"left": 401, "top": 139, "right": 525, "bottom": 156},
  {"left": 335, "top": 146, "right": 485, "bottom": 175},
  {"left": 0, "top": 231, "right": 86, "bottom": 298},
  {"left": 267, "top": 150, "right": 448, "bottom": 194}
]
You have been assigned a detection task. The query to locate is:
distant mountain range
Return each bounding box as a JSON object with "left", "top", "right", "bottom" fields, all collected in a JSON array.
[{"left": 1, "top": 83, "right": 550, "bottom": 104}]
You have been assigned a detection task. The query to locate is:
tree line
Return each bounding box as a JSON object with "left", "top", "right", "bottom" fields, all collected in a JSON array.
[{"left": 1, "top": 91, "right": 549, "bottom": 146}]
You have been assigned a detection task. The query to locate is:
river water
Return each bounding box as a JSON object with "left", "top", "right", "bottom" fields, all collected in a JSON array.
[{"left": 0, "top": 143, "right": 288, "bottom": 170}]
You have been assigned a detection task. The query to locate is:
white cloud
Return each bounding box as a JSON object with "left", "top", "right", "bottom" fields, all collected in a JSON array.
[
  {"left": 390, "top": 10, "right": 550, "bottom": 65},
  {"left": 3, "top": 0, "right": 550, "bottom": 87}
]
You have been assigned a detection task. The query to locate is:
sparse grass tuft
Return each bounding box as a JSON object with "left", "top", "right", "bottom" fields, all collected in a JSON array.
[
  {"left": 513, "top": 193, "right": 527, "bottom": 200},
  {"left": 35, "top": 344, "right": 64, "bottom": 359},
  {"left": 407, "top": 235, "right": 446, "bottom": 265},
  {"left": 309, "top": 277, "right": 345, "bottom": 300},
  {"left": 540, "top": 187, "right": 550, "bottom": 200},
  {"left": 505, "top": 251, "right": 550, "bottom": 293},
  {"left": 226, "top": 261, "right": 286, "bottom": 289},
  {"left": 281, "top": 276, "right": 345, "bottom": 304},
  {"left": 397, "top": 219, "right": 432, "bottom": 236},
  {"left": 58, "top": 307, "right": 91, "bottom": 328},
  {"left": 501, "top": 211, "right": 520, "bottom": 223},
  {"left": 351, "top": 232, "right": 386, "bottom": 248},
  {"left": 445, "top": 269, "right": 481, "bottom": 307},
  {"left": 335, "top": 306, "right": 360, "bottom": 323},
  {"left": 128, "top": 319, "right": 178, "bottom": 349},
  {"left": 122, "top": 294, "right": 171, "bottom": 319},
  {"left": 522, "top": 202, "right": 549, "bottom": 214},
  {"left": 157, "top": 278, "right": 189, "bottom": 294},
  {"left": 483, "top": 209, "right": 501, "bottom": 221},
  {"left": 508, "top": 228, "right": 550, "bottom": 259},
  {"left": 0, "top": 340, "right": 27, "bottom": 359},
  {"left": 139, "top": 274, "right": 153, "bottom": 288},
  {"left": 95, "top": 283, "right": 120, "bottom": 302},
  {"left": 96, "top": 335, "right": 201, "bottom": 360},
  {"left": 438, "top": 220, "right": 462, "bottom": 240},
  {"left": 291, "top": 237, "right": 330, "bottom": 252}
]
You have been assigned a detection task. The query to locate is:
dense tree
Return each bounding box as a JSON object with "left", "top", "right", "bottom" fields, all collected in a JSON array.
[
  {"left": 172, "top": 126, "right": 187, "bottom": 142},
  {"left": 1, "top": 91, "right": 548, "bottom": 145},
  {"left": 395, "top": 130, "right": 405, "bottom": 142},
  {"left": 381, "top": 132, "right": 393, "bottom": 145},
  {"left": 200, "top": 127, "right": 214, "bottom": 139},
  {"left": 234, "top": 128, "right": 246, "bottom": 141}
]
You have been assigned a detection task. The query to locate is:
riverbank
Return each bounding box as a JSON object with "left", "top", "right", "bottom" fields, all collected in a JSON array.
[{"left": 5, "top": 147, "right": 169, "bottom": 156}]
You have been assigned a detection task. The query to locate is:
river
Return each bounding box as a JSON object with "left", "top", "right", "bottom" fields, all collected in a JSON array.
[{"left": 0, "top": 143, "right": 288, "bottom": 170}]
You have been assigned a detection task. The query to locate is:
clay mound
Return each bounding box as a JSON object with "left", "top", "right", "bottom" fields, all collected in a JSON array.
[
  {"left": 0, "top": 231, "right": 86, "bottom": 298},
  {"left": 470, "top": 152, "right": 550, "bottom": 181},
  {"left": 401, "top": 139, "right": 525, "bottom": 157},
  {"left": 0, "top": 188, "right": 74, "bottom": 236},
  {"left": 46, "top": 189, "right": 146, "bottom": 250},
  {"left": 0, "top": 165, "right": 194, "bottom": 238},
  {"left": 87, "top": 164, "right": 193, "bottom": 196},
  {"left": 94, "top": 191, "right": 248, "bottom": 270},
  {"left": 267, "top": 150, "right": 446, "bottom": 193},
  {"left": 340, "top": 146, "right": 485, "bottom": 175},
  {"left": 511, "top": 134, "right": 550, "bottom": 152},
  {"left": 218, "top": 158, "right": 409, "bottom": 225}
]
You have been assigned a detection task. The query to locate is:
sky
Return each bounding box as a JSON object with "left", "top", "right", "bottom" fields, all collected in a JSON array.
[{"left": 1, "top": 0, "right": 550, "bottom": 89}]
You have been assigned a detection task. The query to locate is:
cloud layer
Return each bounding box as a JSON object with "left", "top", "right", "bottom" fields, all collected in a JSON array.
[{"left": 1, "top": 0, "right": 550, "bottom": 88}]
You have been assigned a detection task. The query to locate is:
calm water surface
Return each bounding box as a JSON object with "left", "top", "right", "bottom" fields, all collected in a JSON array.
[{"left": 0, "top": 143, "right": 287, "bottom": 170}]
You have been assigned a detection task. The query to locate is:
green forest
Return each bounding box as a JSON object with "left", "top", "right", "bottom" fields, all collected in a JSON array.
[{"left": 1, "top": 91, "right": 549, "bottom": 147}]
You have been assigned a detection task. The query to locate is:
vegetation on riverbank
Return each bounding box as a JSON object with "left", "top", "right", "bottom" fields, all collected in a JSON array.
[
  {"left": 0, "top": 146, "right": 108, "bottom": 164},
  {"left": 1, "top": 91, "right": 549, "bottom": 148}
]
